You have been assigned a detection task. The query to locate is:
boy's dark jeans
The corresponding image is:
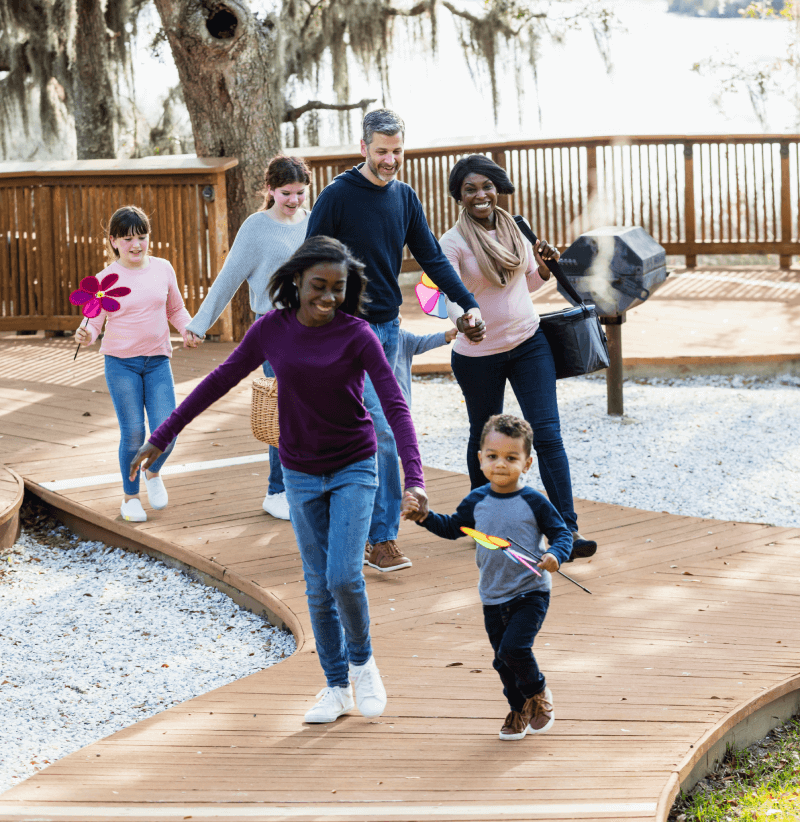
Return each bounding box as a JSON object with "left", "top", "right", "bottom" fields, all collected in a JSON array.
[{"left": 483, "top": 590, "right": 550, "bottom": 712}]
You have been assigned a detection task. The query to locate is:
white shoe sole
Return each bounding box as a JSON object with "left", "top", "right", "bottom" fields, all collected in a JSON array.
[
  {"left": 304, "top": 699, "right": 354, "bottom": 724},
  {"left": 365, "top": 558, "right": 412, "bottom": 573}
]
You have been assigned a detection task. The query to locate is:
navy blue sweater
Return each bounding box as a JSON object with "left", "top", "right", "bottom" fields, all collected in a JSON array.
[{"left": 306, "top": 165, "right": 479, "bottom": 323}]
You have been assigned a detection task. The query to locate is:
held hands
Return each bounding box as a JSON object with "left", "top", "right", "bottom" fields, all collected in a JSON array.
[
  {"left": 182, "top": 331, "right": 202, "bottom": 349},
  {"left": 401, "top": 488, "right": 429, "bottom": 522},
  {"left": 537, "top": 552, "right": 560, "bottom": 573},
  {"left": 129, "top": 442, "right": 164, "bottom": 482},
  {"left": 456, "top": 307, "right": 486, "bottom": 344}
]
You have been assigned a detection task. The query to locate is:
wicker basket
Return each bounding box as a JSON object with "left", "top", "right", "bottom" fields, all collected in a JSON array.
[{"left": 251, "top": 377, "right": 279, "bottom": 447}]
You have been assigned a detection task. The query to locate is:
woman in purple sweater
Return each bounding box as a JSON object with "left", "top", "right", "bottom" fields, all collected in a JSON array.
[{"left": 129, "top": 236, "right": 429, "bottom": 725}]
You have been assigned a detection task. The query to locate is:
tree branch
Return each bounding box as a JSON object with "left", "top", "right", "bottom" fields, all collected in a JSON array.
[{"left": 284, "top": 97, "right": 377, "bottom": 122}]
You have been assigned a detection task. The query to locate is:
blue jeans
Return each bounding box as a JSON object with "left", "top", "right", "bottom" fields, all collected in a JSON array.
[
  {"left": 254, "top": 314, "right": 284, "bottom": 496},
  {"left": 362, "top": 318, "right": 401, "bottom": 544},
  {"left": 451, "top": 328, "right": 578, "bottom": 532},
  {"left": 104, "top": 355, "right": 177, "bottom": 496},
  {"left": 483, "top": 590, "right": 550, "bottom": 711},
  {"left": 283, "top": 456, "right": 378, "bottom": 687}
]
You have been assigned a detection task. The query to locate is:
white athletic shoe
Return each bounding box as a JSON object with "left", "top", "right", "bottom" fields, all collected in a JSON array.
[
  {"left": 262, "top": 491, "right": 290, "bottom": 520},
  {"left": 120, "top": 498, "right": 147, "bottom": 522},
  {"left": 304, "top": 685, "right": 355, "bottom": 724},
  {"left": 145, "top": 474, "right": 168, "bottom": 510},
  {"left": 349, "top": 656, "right": 387, "bottom": 718}
]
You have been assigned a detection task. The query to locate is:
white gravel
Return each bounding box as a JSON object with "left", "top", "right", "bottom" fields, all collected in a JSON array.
[
  {"left": 1, "top": 372, "right": 798, "bottom": 797},
  {"left": 0, "top": 513, "right": 295, "bottom": 796},
  {"left": 411, "top": 373, "right": 800, "bottom": 529}
]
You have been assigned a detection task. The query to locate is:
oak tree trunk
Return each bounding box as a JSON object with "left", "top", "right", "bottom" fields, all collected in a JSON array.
[
  {"left": 73, "top": 0, "right": 117, "bottom": 158},
  {"left": 153, "top": 0, "right": 283, "bottom": 339}
]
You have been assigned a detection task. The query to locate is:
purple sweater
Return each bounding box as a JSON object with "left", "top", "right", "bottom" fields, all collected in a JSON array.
[{"left": 149, "top": 309, "right": 425, "bottom": 488}]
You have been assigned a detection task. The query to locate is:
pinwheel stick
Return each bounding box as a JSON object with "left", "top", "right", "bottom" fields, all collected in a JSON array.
[
  {"left": 73, "top": 318, "right": 89, "bottom": 362},
  {"left": 505, "top": 536, "right": 592, "bottom": 595}
]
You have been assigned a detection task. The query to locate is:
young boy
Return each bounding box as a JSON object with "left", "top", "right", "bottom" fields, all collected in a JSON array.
[
  {"left": 402, "top": 414, "right": 572, "bottom": 741},
  {"left": 394, "top": 318, "right": 458, "bottom": 408}
]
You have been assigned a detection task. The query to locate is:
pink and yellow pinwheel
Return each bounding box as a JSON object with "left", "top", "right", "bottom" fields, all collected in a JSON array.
[
  {"left": 414, "top": 272, "right": 448, "bottom": 319},
  {"left": 69, "top": 274, "right": 131, "bottom": 318}
]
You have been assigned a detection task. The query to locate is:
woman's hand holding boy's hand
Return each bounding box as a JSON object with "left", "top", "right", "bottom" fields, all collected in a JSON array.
[
  {"left": 75, "top": 326, "right": 91, "bottom": 345},
  {"left": 537, "top": 552, "right": 560, "bottom": 573},
  {"left": 401, "top": 488, "right": 429, "bottom": 522},
  {"left": 129, "top": 442, "right": 164, "bottom": 481}
]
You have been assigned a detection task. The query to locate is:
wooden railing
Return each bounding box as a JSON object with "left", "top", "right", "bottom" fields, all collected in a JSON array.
[
  {"left": 302, "top": 134, "right": 800, "bottom": 270},
  {"left": 0, "top": 157, "right": 237, "bottom": 336}
]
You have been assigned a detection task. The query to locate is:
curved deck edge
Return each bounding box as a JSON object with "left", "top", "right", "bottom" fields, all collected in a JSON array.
[
  {"left": 0, "top": 466, "right": 25, "bottom": 550},
  {"left": 656, "top": 673, "right": 800, "bottom": 818},
  {"left": 23, "top": 480, "right": 306, "bottom": 648}
]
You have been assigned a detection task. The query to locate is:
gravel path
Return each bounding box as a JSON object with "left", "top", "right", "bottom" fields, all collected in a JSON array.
[
  {"left": 0, "top": 501, "right": 295, "bottom": 795},
  {"left": 1, "top": 373, "right": 798, "bottom": 797}
]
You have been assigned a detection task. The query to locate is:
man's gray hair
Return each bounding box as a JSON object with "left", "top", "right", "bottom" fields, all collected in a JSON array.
[{"left": 362, "top": 109, "right": 405, "bottom": 145}]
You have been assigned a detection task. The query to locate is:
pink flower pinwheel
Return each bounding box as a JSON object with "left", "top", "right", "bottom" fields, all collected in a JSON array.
[{"left": 69, "top": 274, "right": 131, "bottom": 318}]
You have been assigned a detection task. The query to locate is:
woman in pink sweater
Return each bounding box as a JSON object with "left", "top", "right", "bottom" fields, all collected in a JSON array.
[
  {"left": 75, "top": 205, "right": 197, "bottom": 522},
  {"left": 440, "top": 155, "right": 597, "bottom": 561}
]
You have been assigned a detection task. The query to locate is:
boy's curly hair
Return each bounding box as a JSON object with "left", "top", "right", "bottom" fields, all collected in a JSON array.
[{"left": 480, "top": 414, "right": 533, "bottom": 458}]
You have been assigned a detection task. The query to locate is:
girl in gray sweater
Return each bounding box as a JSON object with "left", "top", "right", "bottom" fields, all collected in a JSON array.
[{"left": 186, "top": 156, "right": 311, "bottom": 520}]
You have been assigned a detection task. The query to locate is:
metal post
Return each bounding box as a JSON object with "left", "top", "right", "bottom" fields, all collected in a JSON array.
[{"left": 600, "top": 314, "right": 626, "bottom": 416}]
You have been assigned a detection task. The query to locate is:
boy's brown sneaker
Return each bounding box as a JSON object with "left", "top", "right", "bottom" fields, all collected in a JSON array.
[
  {"left": 524, "top": 686, "right": 554, "bottom": 734},
  {"left": 365, "top": 539, "right": 412, "bottom": 572},
  {"left": 499, "top": 710, "right": 529, "bottom": 741}
]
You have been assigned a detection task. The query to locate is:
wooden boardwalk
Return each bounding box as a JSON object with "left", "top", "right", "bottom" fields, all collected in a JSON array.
[{"left": 1, "top": 273, "right": 800, "bottom": 822}]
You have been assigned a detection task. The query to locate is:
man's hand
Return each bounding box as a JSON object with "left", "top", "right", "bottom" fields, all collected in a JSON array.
[{"left": 456, "top": 308, "right": 486, "bottom": 344}]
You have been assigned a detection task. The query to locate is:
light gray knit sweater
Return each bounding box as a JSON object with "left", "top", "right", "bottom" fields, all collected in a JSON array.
[{"left": 187, "top": 210, "right": 309, "bottom": 337}]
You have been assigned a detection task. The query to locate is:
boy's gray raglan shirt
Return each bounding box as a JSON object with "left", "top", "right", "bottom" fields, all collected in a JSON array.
[
  {"left": 418, "top": 485, "right": 572, "bottom": 605},
  {"left": 187, "top": 211, "right": 308, "bottom": 337}
]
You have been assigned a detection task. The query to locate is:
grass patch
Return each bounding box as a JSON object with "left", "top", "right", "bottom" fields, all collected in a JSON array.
[{"left": 669, "top": 714, "right": 800, "bottom": 821}]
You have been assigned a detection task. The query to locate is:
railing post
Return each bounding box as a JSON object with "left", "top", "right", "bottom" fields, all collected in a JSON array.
[
  {"left": 491, "top": 148, "right": 509, "bottom": 212},
  {"left": 780, "top": 142, "right": 792, "bottom": 269},
  {"left": 206, "top": 169, "right": 233, "bottom": 342},
  {"left": 683, "top": 142, "right": 697, "bottom": 269}
]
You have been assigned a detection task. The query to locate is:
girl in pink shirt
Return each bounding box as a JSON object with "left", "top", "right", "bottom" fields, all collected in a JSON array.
[{"left": 75, "top": 205, "right": 197, "bottom": 522}]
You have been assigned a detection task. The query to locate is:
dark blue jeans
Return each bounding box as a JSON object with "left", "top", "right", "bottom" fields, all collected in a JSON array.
[
  {"left": 451, "top": 328, "right": 578, "bottom": 532},
  {"left": 483, "top": 590, "right": 550, "bottom": 712}
]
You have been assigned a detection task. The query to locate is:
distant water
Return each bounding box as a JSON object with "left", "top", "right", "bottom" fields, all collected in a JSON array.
[{"left": 131, "top": 0, "right": 793, "bottom": 148}]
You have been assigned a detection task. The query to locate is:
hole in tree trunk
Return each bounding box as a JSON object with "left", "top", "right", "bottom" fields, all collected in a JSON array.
[{"left": 205, "top": 3, "right": 238, "bottom": 39}]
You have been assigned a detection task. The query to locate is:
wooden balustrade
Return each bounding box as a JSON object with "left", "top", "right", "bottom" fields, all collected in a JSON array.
[
  {"left": 302, "top": 134, "right": 800, "bottom": 271},
  {"left": 0, "top": 157, "right": 237, "bottom": 336},
  {"left": 1, "top": 136, "right": 796, "bottom": 334}
]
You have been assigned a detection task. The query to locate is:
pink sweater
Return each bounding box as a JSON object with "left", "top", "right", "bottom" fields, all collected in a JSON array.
[
  {"left": 439, "top": 226, "right": 546, "bottom": 357},
  {"left": 84, "top": 257, "right": 191, "bottom": 358}
]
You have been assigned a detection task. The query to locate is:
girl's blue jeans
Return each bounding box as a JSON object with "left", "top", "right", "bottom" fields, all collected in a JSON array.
[
  {"left": 104, "top": 354, "right": 177, "bottom": 496},
  {"left": 254, "top": 313, "right": 285, "bottom": 496},
  {"left": 451, "top": 328, "right": 578, "bottom": 532},
  {"left": 283, "top": 456, "right": 377, "bottom": 688},
  {"left": 483, "top": 590, "right": 550, "bottom": 711},
  {"left": 361, "top": 318, "right": 401, "bottom": 543}
]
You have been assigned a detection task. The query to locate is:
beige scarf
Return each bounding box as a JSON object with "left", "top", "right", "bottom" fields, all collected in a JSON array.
[{"left": 456, "top": 206, "right": 528, "bottom": 287}]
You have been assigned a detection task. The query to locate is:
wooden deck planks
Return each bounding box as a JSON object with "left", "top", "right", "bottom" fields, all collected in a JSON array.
[{"left": 1, "top": 336, "right": 800, "bottom": 822}]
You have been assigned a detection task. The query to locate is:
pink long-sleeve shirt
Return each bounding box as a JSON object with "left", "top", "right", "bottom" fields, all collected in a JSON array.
[
  {"left": 439, "top": 226, "right": 547, "bottom": 357},
  {"left": 84, "top": 257, "right": 191, "bottom": 358}
]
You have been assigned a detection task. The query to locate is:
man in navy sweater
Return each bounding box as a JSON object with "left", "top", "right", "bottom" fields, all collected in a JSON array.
[{"left": 306, "top": 109, "right": 485, "bottom": 572}]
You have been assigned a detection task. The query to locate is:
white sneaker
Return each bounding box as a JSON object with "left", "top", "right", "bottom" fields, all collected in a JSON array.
[
  {"left": 349, "top": 656, "right": 387, "bottom": 718},
  {"left": 304, "top": 685, "right": 354, "bottom": 723},
  {"left": 120, "top": 498, "right": 147, "bottom": 522},
  {"left": 145, "top": 474, "right": 168, "bottom": 510},
  {"left": 262, "top": 491, "right": 290, "bottom": 520}
]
